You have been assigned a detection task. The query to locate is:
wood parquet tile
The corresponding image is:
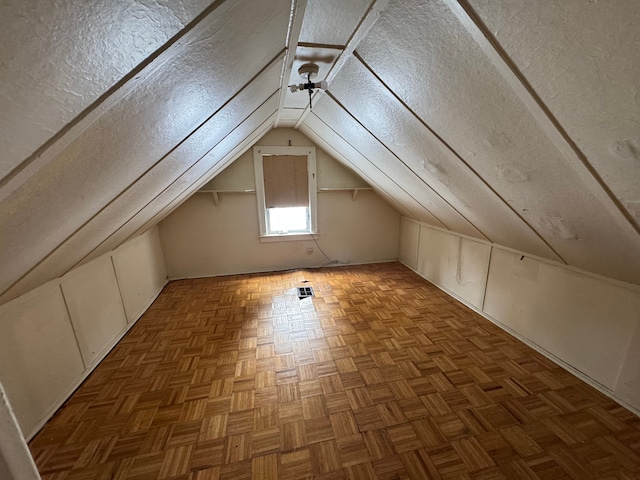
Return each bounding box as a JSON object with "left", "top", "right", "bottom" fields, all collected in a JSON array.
[{"left": 29, "top": 262, "right": 640, "bottom": 479}]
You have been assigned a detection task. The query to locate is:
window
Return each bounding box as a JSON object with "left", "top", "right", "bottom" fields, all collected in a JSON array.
[
  {"left": 267, "top": 206, "right": 308, "bottom": 233},
  {"left": 254, "top": 146, "right": 317, "bottom": 241}
]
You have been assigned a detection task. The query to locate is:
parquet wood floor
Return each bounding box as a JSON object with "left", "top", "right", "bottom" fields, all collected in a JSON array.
[{"left": 29, "top": 263, "right": 640, "bottom": 479}]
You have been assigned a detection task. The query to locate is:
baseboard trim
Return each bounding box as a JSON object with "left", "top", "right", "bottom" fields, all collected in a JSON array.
[{"left": 166, "top": 258, "right": 400, "bottom": 282}]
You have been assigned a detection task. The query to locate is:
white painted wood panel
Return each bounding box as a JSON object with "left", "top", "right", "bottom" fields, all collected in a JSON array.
[
  {"left": 0, "top": 283, "right": 85, "bottom": 437},
  {"left": 0, "top": 227, "right": 168, "bottom": 441},
  {"left": 399, "top": 218, "right": 420, "bottom": 270},
  {"left": 483, "top": 249, "right": 640, "bottom": 391},
  {"left": 416, "top": 226, "right": 491, "bottom": 309},
  {"left": 402, "top": 218, "right": 640, "bottom": 412},
  {"left": 60, "top": 257, "right": 128, "bottom": 367},
  {"left": 112, "top": 228, "right": 167, "bottom": 322}
]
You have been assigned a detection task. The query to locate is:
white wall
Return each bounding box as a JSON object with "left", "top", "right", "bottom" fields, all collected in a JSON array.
[
  {"left": 400, "top": 217, "right": 640, "bottom": 413},
  {"left": 159, "top": 129, "right": 400, "bottom": 278},
  {"left": 0, "top": 226, "right": 167, "bottom": 440},
  {"left": 0, "top": 452, "right": 9, "bottom": 480}
]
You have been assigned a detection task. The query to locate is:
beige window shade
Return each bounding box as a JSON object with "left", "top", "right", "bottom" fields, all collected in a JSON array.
[{"left": 263, "top": 155, "right": 309, "bottom": 208}]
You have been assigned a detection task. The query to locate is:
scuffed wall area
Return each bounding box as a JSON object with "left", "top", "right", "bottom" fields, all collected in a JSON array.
[
  {"left": 0, "top": 227, "right": 167, "bottom": 439},
  {"left": 400, "top": 217, "right": 640, "bottom": 413}
]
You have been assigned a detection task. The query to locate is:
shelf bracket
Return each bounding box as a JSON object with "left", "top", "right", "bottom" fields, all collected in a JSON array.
[
  {"left": 352, "top": 189, "right": 360, "bottom": 201},
  {"left": 211, "top": 191, "right": 219, "bottom": 206}
]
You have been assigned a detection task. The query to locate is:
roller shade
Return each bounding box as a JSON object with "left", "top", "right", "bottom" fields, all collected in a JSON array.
[{"left": 262, "top": 155, "right": 309, "bottom": 208}]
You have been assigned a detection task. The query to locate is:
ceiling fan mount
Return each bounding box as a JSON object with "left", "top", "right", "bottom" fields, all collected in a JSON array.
[
  {"left": 288, "top": 62, "right": 328, "bottom": 110},
  {"left": 298, "top": 63, "right": 319, "bottom": 80}
]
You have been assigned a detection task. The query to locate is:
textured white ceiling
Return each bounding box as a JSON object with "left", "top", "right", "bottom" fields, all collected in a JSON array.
[{"left": 1, "top": 0, "right": 639, "bottom": 304}]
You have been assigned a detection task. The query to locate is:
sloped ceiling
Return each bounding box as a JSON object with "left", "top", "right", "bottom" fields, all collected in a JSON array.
[{"left": 1, "top": 0, "right": 639, "bottom": 304}]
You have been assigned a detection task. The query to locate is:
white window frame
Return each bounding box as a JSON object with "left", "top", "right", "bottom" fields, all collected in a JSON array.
[{"left": 253, "top": 146, "right": 317, "bottom": 242}]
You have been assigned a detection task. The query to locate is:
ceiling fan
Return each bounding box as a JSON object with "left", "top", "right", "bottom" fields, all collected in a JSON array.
[{"left": 288, "top": 63, "right": 328, "bottom": 110}]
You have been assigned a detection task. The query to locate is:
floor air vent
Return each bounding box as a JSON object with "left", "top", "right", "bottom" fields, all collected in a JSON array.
[{"left": 297, "top": 286, "right": 314, "bottom": 299}]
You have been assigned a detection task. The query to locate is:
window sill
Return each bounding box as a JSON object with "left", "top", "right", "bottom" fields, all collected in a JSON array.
[{"left": 259, "top": 233, "right": 319, "bottom": 243}]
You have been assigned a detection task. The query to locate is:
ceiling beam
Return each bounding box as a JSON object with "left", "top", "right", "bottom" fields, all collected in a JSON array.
[
  {"left": 294, "top": 0, "right": 390, "bottom": 129},
  {"left": 325, "top": 90, "right": 490, "bottom": 242},
  {"left": 274, "top": 0, "right": 308, "bottom": 128}
]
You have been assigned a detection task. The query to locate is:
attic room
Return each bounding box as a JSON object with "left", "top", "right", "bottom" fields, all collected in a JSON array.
[{"left": 1, "top": 0, "right": 639, "bottom": 478}]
